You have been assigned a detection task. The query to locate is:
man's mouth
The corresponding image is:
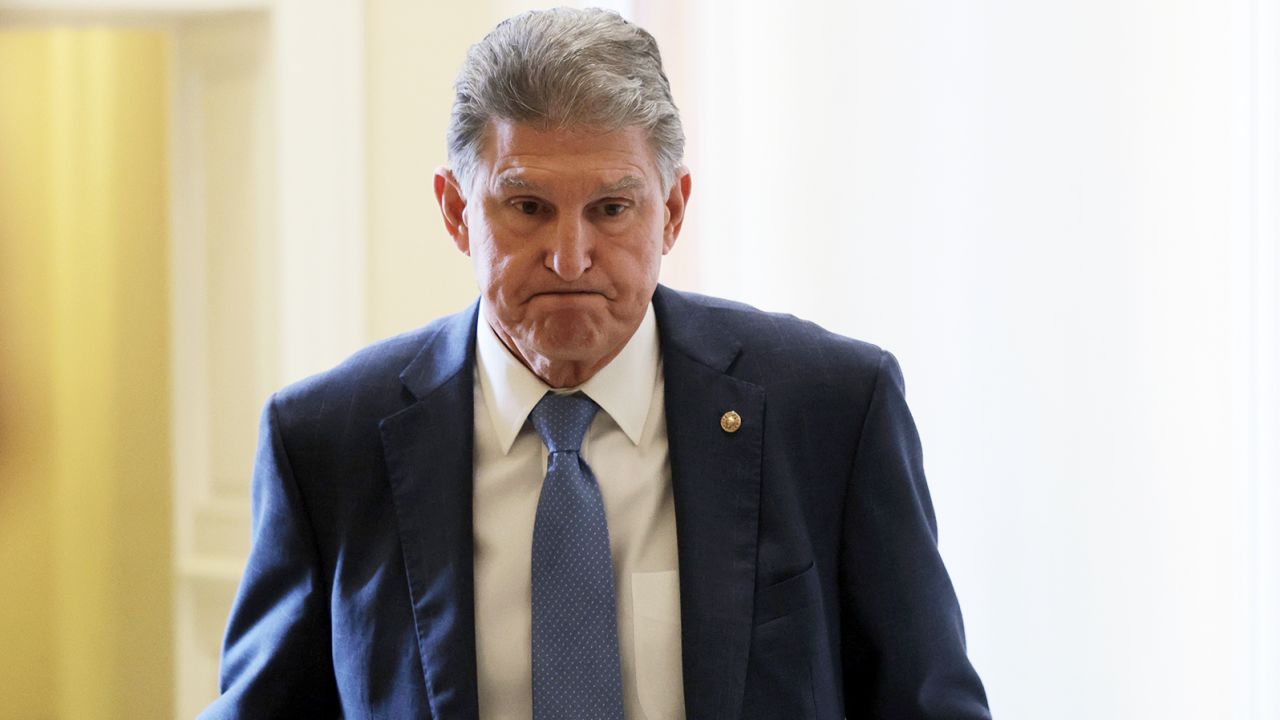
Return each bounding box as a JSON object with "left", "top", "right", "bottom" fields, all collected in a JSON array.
[{"left": 533, "top": 289, "right": 604, "bottom": 297}]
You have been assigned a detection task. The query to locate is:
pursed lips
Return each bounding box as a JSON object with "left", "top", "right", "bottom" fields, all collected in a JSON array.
[{"left": 530, "top": 289, "right": 607, "bottom": 299}]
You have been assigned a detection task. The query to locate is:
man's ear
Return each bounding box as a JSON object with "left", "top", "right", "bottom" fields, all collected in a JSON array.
[
  {"left": 434, "top": 167, "right": 470, "bottom": 256},
  {"left": 661, "top": 167, "right": 692, "bottom": 255}
]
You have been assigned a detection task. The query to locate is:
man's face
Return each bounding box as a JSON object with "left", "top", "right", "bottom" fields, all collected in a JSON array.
[{"left": 435, "top": 119, "right": 690, "bottom": 387}]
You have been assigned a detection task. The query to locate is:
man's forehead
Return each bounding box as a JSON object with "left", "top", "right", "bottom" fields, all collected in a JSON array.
[{"left": 475, "top": 119, "right": 659, "bottom": 184}]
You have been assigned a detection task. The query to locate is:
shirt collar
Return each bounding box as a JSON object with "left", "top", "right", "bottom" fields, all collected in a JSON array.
[{"left": 475, "top": 301, "right": 660, "bottom": 454}]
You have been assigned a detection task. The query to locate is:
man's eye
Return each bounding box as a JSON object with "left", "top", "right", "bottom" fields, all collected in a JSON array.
[
  {"left": 515, "top": 200, "right": 541, "bottom": 215},
  {"left": 601, "top": 203, "right": 627, "bottom": 217}
]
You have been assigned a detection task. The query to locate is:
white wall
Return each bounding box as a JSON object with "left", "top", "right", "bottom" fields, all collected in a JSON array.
[
  {"left": 364, "top": 0, "right": 490, "bottom": 340},
  {"left": 645, "top": 0, "right": 1280, "bottom": 717}
]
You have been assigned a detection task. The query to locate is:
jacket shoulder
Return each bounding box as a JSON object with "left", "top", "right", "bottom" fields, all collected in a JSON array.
[{"left": 672, "top": 290, "right": 887, "bottom": 381}]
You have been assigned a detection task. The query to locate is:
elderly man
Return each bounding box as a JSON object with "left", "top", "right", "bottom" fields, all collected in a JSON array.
[{"left": 203, "top": 8, "right": 990, "bottom": 719}]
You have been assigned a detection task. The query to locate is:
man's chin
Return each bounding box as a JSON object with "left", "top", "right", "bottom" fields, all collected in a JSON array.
[
  {"left": 516, "top": 319, "right": 618, "bottom": 369},
  {"left": 526, "top": 331, "right": 608, "bottom": 365}
]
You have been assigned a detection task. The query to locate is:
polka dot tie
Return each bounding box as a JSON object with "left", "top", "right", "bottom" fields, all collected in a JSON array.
[{"left": 530, "top": 392, "right": 624, "bottom": 720}]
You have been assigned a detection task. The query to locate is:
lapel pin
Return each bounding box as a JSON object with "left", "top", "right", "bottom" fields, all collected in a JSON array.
[{"left": 720, "top": 410, "right": 742, "bottom": 433}]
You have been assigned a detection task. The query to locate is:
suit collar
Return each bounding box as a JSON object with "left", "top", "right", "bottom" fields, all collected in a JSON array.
[
  {"left": 398, "top": 299, "right": 479, "bottom": 400},
  {"left": 652, "top": 284, "right": 743, "bottom": 373}
]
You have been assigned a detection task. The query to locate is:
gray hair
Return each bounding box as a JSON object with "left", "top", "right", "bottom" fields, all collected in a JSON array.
[{"left": 447, "top": 8, "right": 684, "bottom": 193}]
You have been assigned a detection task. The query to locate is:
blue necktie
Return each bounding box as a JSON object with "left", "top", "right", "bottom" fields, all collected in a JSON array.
[{"left": 530, "top": 392, "right": 624, "bottom": 720}]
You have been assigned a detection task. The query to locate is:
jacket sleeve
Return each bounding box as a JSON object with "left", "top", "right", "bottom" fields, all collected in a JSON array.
[
  {"left": 839, "top": 350, "right": 991, "bottom": 718},
  {"left": 199, "top": 395, "right": 341, "bottom": 719}
]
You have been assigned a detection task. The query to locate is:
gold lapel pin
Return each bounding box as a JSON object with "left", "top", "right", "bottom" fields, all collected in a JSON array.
[{"left": 720, "top": 410, "right": 742, "bottom": 433}]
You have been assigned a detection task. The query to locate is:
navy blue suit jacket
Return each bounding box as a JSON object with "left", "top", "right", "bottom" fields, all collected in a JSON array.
[{"left": 202, "top": 286, "right": 990, "bottom": 719}]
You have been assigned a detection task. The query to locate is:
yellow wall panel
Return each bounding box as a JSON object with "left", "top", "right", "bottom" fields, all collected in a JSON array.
[
  {"left": 0, "top": 30, "right": 58, "bottom": 720},
  {"left": 0, "top": 28, "right": 172, "bottom": 719}
]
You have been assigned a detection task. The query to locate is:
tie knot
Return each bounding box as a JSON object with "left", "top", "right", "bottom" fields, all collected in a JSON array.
[{"left": 530, "top": 392, "right": 599, "bottom": 453}]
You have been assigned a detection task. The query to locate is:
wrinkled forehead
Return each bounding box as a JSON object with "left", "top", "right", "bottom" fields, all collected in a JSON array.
[{"left": 474, "top": 119, "right": 662, "bottom": 195}]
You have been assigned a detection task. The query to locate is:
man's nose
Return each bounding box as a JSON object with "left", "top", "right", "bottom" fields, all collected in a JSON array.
[{"left": 546, "top": 214, "right": 592, "bottom": 280}]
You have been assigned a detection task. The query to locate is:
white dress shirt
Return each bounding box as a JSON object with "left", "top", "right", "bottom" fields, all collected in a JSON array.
[{"left": 471, "top": 302, "right": 686, "bottom": 720}]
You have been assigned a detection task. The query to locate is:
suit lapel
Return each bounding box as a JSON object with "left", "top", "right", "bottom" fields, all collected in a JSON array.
[
  {"left": 380, "top": 302, "right": 481, "bottom": 720},
  {"left": 654, "top": 286, "right": 765, "bottom": 720}
]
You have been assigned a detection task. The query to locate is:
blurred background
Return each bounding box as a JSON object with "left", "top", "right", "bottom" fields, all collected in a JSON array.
[{"left": 1, "top": 0, "right": 1277, "bottom": 718}]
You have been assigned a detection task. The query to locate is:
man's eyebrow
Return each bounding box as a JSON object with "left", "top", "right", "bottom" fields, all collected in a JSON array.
[
  {"left": 597, "top": 176, "right": 645, "bottom": 194},
  {"left": 496, "top": 176, "right": 545, "bottom": 193},
  {"left": 494, "top": 174, "right": 645, "bottom": 194}
]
